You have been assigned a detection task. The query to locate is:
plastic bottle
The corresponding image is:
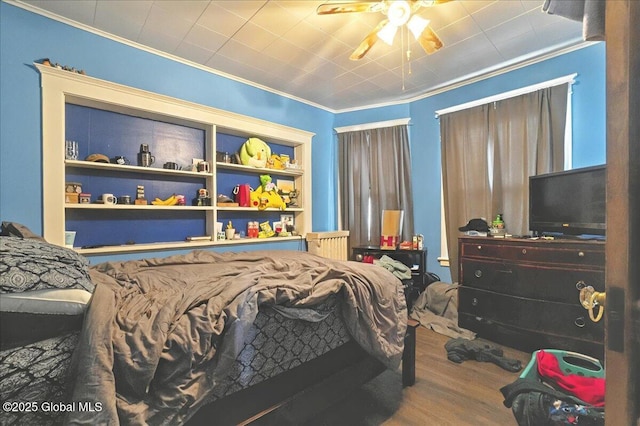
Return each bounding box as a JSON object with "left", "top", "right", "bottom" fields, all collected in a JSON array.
[{"left": 493, "top": 214, "right": 505, "bottom": 230}]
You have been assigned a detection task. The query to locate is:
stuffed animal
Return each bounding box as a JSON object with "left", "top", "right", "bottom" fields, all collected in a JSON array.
[
  {"left": 266, "top": 154, "right": 286, "bottom": 170},
  {"left": 239, "top": 137, "right": 271, "bottom": 168},
  {"left": 250, "top": 175, "right": 286, "bottom": 210}
]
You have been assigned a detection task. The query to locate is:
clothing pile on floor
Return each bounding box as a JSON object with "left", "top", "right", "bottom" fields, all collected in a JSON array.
[
  {"left": 410, "top": 281, "right": 475, "bottom": 340},
  {"left": 444, "top": 337, "right": 522, "bottom": 372}
]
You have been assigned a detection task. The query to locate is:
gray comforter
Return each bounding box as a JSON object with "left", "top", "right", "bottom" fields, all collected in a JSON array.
[{"left": 66, "top": 250, "right": 407, "bottom": 425}]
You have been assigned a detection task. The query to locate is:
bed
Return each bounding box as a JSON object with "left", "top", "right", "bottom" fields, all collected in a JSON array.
[{"left": 0, "top": 225, "right": 414, "bottom": 425}]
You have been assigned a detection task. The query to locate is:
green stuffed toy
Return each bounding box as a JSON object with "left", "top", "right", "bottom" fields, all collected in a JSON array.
[
  {"left": 250, "top": 175, "right": 286, "bottom": 210},
  {"left": 239, "top": 137, "right": 271, "bottom": 168}
]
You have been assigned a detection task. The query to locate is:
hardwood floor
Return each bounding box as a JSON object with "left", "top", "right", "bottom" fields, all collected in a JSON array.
[{"left": 308, "top": 327, "right": 531, "bottom": 426}]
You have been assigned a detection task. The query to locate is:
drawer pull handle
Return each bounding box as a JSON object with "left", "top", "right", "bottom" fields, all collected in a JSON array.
[
  {"left": 578, "top": 251, "right": 585, "bottom": 257},
  {"left": 471, "top": 298, "right": 479, "bottom": 306},
  {"left": 521, "top": 249, "right": 527, "bottom": 255},
  {"left": 497, "top": 269, "right": 513, "bottom": 274},
  {"left": 575, "top": 317, "right": 586, "bottom": 328},
  {"left": 575, "top": 280, "right": 586, "bottom": 290},
  {"left": 474, "top": 270, "right": 482, "bottom": 278},
  {"left": 477, "top": 245, "right": 482, "bottom": 250}
]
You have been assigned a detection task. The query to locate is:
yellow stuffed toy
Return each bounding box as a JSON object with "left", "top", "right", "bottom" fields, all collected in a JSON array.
[
  {"left": 266, "top": 154, "right": 286, "bottom": 170},
  {"left": 250, "top": 175, "right": 286, "bottom": 210}
]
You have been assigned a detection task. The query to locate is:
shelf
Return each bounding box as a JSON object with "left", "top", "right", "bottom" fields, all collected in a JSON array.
[
  {"left": 216, "top": 162, "right": 303, "bottom": 176},
  {"left": 65, "top": 204, "right": 213, "bottom": 211},
  {"left": 216, "top": 206, "right": 303, "bottom": 212},
  {"left": 65, "top": 159, "right": 209, "bottom": 177},
  {"left": 75, "top": 235, "right": 304, "bottom": 255},
  {"left": 39, "top": 63, "right": 313, "bottom": 254}
]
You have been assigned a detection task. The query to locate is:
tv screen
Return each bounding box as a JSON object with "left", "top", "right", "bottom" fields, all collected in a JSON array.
[{"left": 529, "top": 165, "right": 606, "bottom": 236}]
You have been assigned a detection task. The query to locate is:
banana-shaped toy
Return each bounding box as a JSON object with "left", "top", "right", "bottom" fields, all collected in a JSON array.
[{"left": 152, "top": 194, "right": 178, "bottom": 206}]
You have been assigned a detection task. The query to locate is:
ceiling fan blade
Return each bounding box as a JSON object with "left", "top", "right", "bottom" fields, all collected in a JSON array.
[
  {"left": 317, "top": 2, "right": 383, "bottom": 15},
  {"left": 349, "top": 19, "right": 388, "bottom": 60},
  {"left": 416, "top": 25, "right": 443, "bottom": 54}
]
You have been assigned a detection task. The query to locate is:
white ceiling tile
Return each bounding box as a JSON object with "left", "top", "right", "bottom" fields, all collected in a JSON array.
[
  {"left": 484, "top": 14, "right": 534, "bottom": 46},
  {"left": 137, "top": 27, "right": 183, "bottom": 53},
  {"left": 458, "top": 0, "right": 498, "bottom": 16},
  {"left": 141, "top": 3, "right": 194, "bottom": 41},
  {"left": 197, "top": 2, "right": 248, "bottom": 37},
  {"left": 184, "top": 24, "right": 228, "bottom": 52},
  {"left": 470, "top": 0, "right": 527, "bottom": 31},
  {"left": 152, "top": 1, "right": 209, "bottom": 22},
  {"left": 22, "top": 0, "right": 97, "bottom": 24},
  {"left": 283, "top": 19, "right": 328, "bottom": 51},
  {"left": 249, "top": 1, "right": 300, "bottom": 37},
  {"left": 520, "top": 0, "right": 546, "bottom": 13},
  {"left": 437, "top": 15, "right": 483, "bottom": 45},
  {"left": 232, "top": 21, "right": 279, "bottom": 51},
  {"left": 215, "top": 39, "right": 263, "bottom": 66},
  {"left": 262, "top": 38, "right": 310, "bottom": 65},
  {"left": 94, "top": 1, "right": 152, "bottom": 41},
  {"left": 173, "top": 41, "right": 215, "bottom": 65},
  {"left": 213, "top": 0, "right": 267, "bottom": 20},
  {"left": 425, "top": 0, "right": 473, "bottom": 30}
]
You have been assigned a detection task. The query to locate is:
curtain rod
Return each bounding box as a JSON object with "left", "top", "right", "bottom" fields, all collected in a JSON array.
[
  {"left": 334, "top": 118, "right": 410, "bottom": 134},
  {"left": 434, "top": 73, "right": 577, "bottom": 118}
]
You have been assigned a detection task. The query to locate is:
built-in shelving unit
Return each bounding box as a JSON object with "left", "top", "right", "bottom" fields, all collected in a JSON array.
[{"left": 38, "top": 64, "right": 313, "bottom": 254}]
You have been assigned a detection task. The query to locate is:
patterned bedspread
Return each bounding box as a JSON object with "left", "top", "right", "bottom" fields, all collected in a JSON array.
[
  {"left": 209, "top": 294, "right": 350, "bottom": 401},
  {"left": 0, "top": 332, "right": 79, "bottom": 426}
]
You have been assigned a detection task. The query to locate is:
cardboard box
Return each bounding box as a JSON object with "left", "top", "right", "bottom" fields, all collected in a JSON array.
[
  {"left": 65, "top": 192, "right": 79, "bottom": 204},
  {"left": 380, "top": 210, "right": 404, "bottom": 250}
]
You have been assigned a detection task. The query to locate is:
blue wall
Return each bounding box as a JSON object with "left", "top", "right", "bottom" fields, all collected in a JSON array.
[{"left": 1, "top": 3, "right": 606, "bottom": 273}]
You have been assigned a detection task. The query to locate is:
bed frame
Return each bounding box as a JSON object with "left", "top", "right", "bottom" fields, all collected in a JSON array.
[{"left": 188, "top": 319, "right": 419, "bottom": 425}]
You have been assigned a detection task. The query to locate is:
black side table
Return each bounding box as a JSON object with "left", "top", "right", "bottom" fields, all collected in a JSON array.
[{"left": 351, "top": 246, "right": 427, "bottom": 310}]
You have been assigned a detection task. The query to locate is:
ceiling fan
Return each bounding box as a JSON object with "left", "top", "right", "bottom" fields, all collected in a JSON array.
[{"left": 317, "top": 0, "right": 449, "bottom": 60}]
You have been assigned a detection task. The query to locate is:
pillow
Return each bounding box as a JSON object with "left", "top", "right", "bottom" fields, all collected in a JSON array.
[
  {"left": 0, "top": 288, "right": 91, "bottom": 350},
  {"left": 0, "top": 221, "right": 47, "bottom": 241},
  {"left": 0, "top": 237, "right": 95, "bottom": 293},
  {"left": 0, "top": 288, "right": 92, "bottom": 315}
]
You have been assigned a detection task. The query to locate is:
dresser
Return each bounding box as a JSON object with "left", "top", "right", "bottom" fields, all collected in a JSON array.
[{"left": 457, "top": 237, "right": 605, "bottom": 359}]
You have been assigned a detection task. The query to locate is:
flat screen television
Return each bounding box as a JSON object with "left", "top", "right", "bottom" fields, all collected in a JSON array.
[{"left": 529, "top": 165, "right": 606, "bottom": 237}]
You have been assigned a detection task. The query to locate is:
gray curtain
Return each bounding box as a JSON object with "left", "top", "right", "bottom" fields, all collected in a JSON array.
[
  {"left": 338, "top": 125, "right": 414, "bottom": 254},
  {"left": 441, "top": 84, "right": 569, "bottom": 283}
]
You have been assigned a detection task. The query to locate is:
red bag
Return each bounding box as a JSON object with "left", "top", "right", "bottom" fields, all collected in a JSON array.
[{"left": 233, "top": 184, "right": 252, "bottom": 207}]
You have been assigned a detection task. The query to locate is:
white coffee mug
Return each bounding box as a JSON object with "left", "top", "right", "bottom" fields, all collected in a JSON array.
[{"left": 102, "top": 193, "right": 118, "bottom": 204}]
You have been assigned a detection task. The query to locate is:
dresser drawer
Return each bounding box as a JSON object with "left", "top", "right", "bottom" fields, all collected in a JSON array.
[
  {"left": 459, "top": 241, "right": 604, "bottom": 266},
  {"left": 460, "top": 259, "right": 605, "bottom": 303},
  {"left": 458, "top": 287, "right": 603, "bottom": 342}
]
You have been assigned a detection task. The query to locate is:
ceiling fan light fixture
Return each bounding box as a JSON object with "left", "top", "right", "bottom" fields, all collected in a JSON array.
[
  {"left": 407, "top": 15, "right": 430, "bottom": 40},
  {"left": 377, "top": 21, "right": 398, "bottom": 45},
  {"left": 387, "top": 1, "right": 412, "bottom": 26}
]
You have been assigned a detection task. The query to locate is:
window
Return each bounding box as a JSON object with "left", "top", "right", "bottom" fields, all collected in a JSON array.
[{"left": 437, "top": 76, "right": 574, "bottom": 281}]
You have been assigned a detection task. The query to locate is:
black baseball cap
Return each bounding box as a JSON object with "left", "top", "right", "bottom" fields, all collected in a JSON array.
[{"left": 459, "top": 218, "right": 489, "bottom": 232}]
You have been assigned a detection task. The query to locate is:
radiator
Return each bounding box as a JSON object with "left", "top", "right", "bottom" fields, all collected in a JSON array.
[{"left": 305, "top": 231, "right": 350, "bottom": 261}]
